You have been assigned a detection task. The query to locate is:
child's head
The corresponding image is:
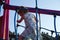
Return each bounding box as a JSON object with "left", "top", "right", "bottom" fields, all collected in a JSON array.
[{"left": 17, "top": 6, "right": 28, "bottom": 15}]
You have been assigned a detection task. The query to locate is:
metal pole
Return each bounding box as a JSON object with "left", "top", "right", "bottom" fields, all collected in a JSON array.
[
  {"left": 2, "top": 0, "right": 9, "bottom": 40},
  {"left": 54, "top": 15, "right": 58, "bottom": 40},
  {"left": 14, "top": 11, "right": 18, "bottom": 40},
  {"left": 35, "top": 0, "right": 38, "bottom": 40}
]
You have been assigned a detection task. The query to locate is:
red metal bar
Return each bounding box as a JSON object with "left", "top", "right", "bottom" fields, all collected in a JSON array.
[
  {"left": 3, "top": 4, "right": 60, "bottom": 16},
  {"left": 2, "top": 0, "right": 9, "bottom": 40}
]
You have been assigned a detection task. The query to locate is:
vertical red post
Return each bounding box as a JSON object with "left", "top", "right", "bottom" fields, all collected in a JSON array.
[
  {"left": 0, "top": 16, "right": 3, "bottom": 39},
  {"left": 2, "top": 0, "right": 9, "bottom": 40}
]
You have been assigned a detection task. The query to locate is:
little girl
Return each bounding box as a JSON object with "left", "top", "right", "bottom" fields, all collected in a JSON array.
[{"left": 17, "top": 6, "right": 36, "bottom": 40}]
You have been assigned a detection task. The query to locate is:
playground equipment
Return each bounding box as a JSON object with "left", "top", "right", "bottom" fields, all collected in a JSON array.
[{"left": 0, "top": 0, "right": 60, "bottom": 40}]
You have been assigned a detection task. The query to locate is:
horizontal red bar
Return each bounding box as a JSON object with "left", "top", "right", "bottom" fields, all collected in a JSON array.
[{"left": 3, "top": 4, "right": 60, "bottom": 16}]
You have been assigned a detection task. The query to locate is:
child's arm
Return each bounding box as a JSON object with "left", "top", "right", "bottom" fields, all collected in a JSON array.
[{"left": 17, "top": 17, "right": 23, "bottom": 23}]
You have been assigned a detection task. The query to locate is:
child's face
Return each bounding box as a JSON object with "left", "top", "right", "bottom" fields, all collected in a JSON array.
[{"left": 18, "top": 11, "right": 24, "bottom": 16}]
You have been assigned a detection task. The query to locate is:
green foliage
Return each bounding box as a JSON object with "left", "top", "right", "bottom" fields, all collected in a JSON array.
[{"left": 41, "top": 32, "right": 60, "bottom": 40}]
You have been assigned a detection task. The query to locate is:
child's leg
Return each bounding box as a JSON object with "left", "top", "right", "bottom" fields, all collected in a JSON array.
[{"left": 26, "top": 26, "right": 36, "bottom": 40}]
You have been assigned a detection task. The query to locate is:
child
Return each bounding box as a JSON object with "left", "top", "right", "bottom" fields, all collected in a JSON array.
[{"left": 17, "top": 6, "right": 37, "bottom": 40}]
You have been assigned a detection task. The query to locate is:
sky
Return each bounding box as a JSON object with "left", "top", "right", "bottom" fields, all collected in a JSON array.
[{"left": 8, "top": 0, "right": 60, "bottom": 37}]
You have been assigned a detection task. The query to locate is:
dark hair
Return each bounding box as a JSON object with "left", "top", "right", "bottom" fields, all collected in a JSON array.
[{"left": 18, "top": 6, "right": 28, "bottom": 14}]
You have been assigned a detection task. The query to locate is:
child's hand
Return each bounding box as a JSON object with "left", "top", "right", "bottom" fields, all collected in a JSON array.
[
  {"left": 17, "top": 24, "right": 20, "bottom": 27},
  {"left": 17, "top": 20, "right": 20, "bottom": 23}
]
